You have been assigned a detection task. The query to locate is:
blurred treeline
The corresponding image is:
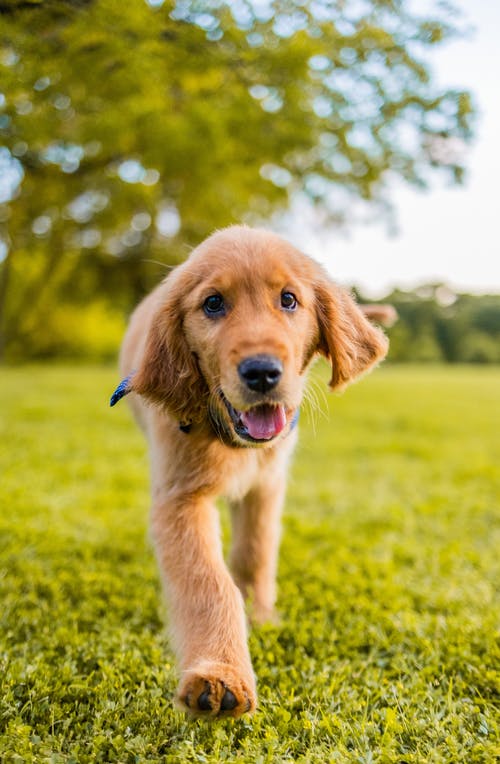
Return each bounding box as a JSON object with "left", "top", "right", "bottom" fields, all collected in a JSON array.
[
  {"left": 0, "top": 0, "right": 483, "bottom": 363},
  {"left": 363, "top": 286, "right": 500, "bottom": 364}
]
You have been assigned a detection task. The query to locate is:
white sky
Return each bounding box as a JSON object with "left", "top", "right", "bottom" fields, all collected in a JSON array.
[{"left": 283, "top": 0, "right": 500, "bottom": 297}]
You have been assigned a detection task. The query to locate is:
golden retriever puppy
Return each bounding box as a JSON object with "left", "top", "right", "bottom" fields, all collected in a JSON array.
[{"left": 111, "top": 225, "right": 388, "bottom": 718}]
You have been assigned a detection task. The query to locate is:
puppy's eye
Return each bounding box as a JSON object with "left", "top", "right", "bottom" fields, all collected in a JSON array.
[
  {"left": 281, "top": 291, "right": 297, "bottom": 311},
  {"left": 203, "top": 294, "right": 225, "bottom": 316}
]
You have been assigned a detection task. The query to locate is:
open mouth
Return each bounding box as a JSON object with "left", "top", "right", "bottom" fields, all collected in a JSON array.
[{"left": 220, "top": 393, "right": 290, "bottom": 443}]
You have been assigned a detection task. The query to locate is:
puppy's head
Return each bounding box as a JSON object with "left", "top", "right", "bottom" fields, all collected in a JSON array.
[{"left": 130, "top": 226, "right": 388, "bottom": 446}]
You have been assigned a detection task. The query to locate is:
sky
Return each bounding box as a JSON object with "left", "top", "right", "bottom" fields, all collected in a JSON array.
[{"left": 285, "top": 0, "right": 500, "bottom": 297}]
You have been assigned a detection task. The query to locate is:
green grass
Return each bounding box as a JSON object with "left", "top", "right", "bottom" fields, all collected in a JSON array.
[{"left": 1, "top": 364, "right": 499, "bottom": 763}]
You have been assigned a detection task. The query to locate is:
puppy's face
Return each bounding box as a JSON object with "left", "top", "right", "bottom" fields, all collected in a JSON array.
[
  {"left": 180, "top": 234, "right": 319, "bottom": 446},
  {"left": 131, "top": 226, "right": 388, "bottom": 446}
]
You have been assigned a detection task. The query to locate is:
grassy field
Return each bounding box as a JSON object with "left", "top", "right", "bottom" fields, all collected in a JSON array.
[{"left": 1, "top": 364, "right": 499, "bottom": 763}]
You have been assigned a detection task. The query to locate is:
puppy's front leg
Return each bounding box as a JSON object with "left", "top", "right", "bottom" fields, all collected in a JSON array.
[{"left": 151, "top": 495, "right": 256, "bottom": 718}]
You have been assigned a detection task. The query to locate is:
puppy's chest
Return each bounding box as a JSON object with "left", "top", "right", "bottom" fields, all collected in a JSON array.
[
  {"left": 219, "top": 449, "right": 268, "bottom": 502},
  {"left": 219, "top": 437, "right": 295, "bottom": 502}
]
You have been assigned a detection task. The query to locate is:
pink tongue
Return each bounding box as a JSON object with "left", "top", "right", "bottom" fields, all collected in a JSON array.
[{"left": 240, "top": 405, "right": 287, "bottom": 440}]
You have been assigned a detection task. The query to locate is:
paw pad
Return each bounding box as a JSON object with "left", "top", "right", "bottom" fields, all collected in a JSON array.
[
  {"left": 177, "top": 664, "right": 256, "bottom": 718},
  {"left": 197, "top": 684, "right": 212, "bottom": 711},
  {"left": 220, "top": 688, "right": 237, "bottom": 711}
]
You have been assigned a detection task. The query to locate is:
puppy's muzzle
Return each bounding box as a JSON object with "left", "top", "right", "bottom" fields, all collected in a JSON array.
[{"left": 238, "top": 354, "right": 283, "bottom": 394}]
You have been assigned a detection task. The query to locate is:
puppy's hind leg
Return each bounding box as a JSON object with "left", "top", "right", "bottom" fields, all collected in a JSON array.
[{"left": 229, "top": 471, "right": 287, "bottom": 625}]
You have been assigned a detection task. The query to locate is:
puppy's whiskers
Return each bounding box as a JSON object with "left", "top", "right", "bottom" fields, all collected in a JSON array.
[
  {"left": 302, "top": 377, "right": 328, "bottom": 436},
  {"left": 140, "top": 258, "right": 176, "bottom": 272}
]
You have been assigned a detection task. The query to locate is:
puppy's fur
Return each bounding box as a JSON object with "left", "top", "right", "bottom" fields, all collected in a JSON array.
[{"left": 117, "top": 226, "right": 388, "bottom": 718}]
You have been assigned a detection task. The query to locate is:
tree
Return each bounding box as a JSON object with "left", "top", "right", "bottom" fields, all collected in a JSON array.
[
  {"left": 0, "top": 0, "right": 474, "bottom": 359},
  {"left": 379, "top": 285, "right": 500, "bottom": 364}
]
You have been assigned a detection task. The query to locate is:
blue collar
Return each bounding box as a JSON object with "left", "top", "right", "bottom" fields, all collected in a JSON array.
[
  {"left": 290, "top": 408, "right": 300, "bottom": 431},
  {"left": 110, "top": 372, "right": 134, "bottom": 407},
  {"left": 110, "top": 374, "right": 299, "bottom": 441}
]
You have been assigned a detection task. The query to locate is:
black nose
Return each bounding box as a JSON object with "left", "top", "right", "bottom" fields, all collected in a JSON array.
[{"left": 238, "top": 354, "right": 283, "bottom": 393}]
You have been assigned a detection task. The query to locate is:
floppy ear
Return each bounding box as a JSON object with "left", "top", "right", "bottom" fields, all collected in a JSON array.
[
  {"left": 314, "top": 274, "right": 389, "bottom": 391},
  {"left": 131, "top": 268, "right": 208, "bottom": 424}
]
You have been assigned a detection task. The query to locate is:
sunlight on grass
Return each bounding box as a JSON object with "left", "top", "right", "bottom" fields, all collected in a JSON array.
[{"left": 1, "top": 364, "right": 499, "bottom": 762}]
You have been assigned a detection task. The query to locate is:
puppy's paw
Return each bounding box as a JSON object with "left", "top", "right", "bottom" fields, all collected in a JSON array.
[
  {"left": 176, "top": 662, "right": 256, "bottom": 719},
  {"left": 249, "top": 603, "right": 280, "bottom": 627}
]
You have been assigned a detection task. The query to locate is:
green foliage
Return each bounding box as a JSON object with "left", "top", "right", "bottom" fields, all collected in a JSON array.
[
  {"left": 377, "top": 285, "right": 500, "bottom": 364},
  {"left": 459, "top": 331, "right": 500, "bottom": 364},
  {"left": 5, "top": 300, "right": 125, "bottom": 361},
  {"left": 1, "top": 364, "right": 499, "bottom": 762},
  {"left": 0, "top": 0, "right": 474, "bottom": 359}
]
